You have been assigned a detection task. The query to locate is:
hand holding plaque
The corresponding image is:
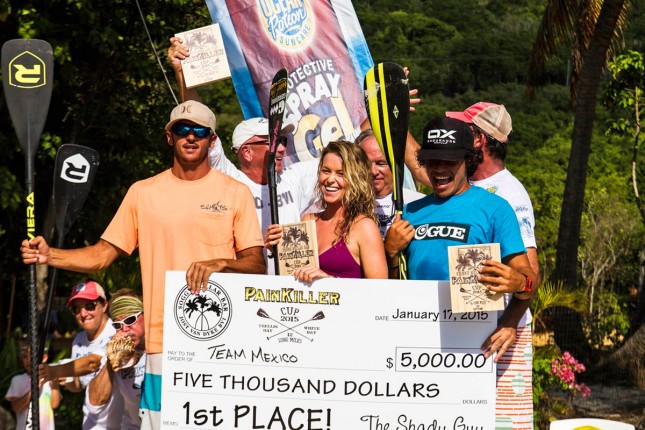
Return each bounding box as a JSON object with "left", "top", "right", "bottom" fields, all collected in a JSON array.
[
  {"left": 175, "top": 23, "right": 231, "bottom": 88},
  {"left": 275, "top": 220, "right": 319, "bottom": 276},
  {"left": 448, "top": 243, "right": 505, "bottom": 313}
]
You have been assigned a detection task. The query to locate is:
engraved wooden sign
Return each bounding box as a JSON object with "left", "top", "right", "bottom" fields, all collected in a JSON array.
[
  {"left": 175, "top": 23, "right": 231, "bottom": 88},
  {"left": 276, "top": 220, "right": 319, "bottom": 276},
  {"left": 448, "top": 243, "right": 504, "bottom": 313}
]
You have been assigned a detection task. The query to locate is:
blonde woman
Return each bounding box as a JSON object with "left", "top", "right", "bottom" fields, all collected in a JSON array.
[{"left": 265, "top": 140, "right": 387, "bottom": 281}]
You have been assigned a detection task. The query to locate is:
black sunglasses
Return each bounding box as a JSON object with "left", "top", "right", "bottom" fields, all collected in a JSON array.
[
  {"left": 171, "top": 123, "right": 212, "bottom": 139},
  {"left": 112, "top": 312, "right": 143, "bottom": 330},
  {"left": 70, "top": 300, "right": 101, "bottom": 315}
]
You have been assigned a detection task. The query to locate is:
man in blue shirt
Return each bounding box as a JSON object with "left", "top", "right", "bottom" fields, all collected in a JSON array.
[{"left": 384, "top": 117, "right": 538, "bottom": 360}]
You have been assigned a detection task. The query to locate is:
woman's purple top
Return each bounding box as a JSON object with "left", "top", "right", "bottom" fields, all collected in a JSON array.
[{"left": 319, "top": 238, "right": 362, "bottom": 278}]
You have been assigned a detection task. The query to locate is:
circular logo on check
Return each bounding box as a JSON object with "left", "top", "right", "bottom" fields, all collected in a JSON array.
[{"left": 174, "top": 281, "right": 232, "bottom": 341}]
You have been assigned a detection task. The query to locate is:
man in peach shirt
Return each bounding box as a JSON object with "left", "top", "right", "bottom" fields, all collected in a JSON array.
[{"left": 21, "top": 101, "right": 265, "bottom": 429}]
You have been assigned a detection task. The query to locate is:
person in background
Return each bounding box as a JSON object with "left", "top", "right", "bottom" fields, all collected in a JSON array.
[
  {"left": 87, "top": 290, "right": 146, "bottom": 430},
  {"left": 356, "top": 128, "right": 424, "bottom": 239},
  {"left": 39, "top": 279, "right": 122, "bottom": 429},
  {"left": 265, "top": 140, "right": 388, "bottom": 281},
  {"left": 208, "top": 117, "right": 319, "bottom": 274},
  {"left": 6, "top": 342, "right": 61, "bottom": 430}
]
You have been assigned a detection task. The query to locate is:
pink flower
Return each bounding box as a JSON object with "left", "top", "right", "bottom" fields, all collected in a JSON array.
[
  {"left": 549, "top": 351, "right": 590, "bottom": 397},
  {"left": 577, "top": 383, "right": 592, "bottom": 397}
]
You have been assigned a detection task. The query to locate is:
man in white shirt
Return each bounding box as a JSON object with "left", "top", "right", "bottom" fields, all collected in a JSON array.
[
  {"left": 209, "top": 118, "right": 319, "bottom": 273},
  {"left": 88, "top": 290, "right": 146, "bottom": 430},
  {"left": 356, "top": 129, "right": 424, "bottom": 238},
  {"left": 445, "top": 102, "right": 539, "bottom": 282}
]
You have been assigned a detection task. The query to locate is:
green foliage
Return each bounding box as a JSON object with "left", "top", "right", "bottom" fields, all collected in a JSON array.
[
  {"left": 355, "top": 0, "right": 546, "bottom": 95},
  {"left": 0, "top": 336, "right": 20, "bottom": 399},
  {"left": 54, "top": 391, "right": 84, "bottom": 428},
  {"left": 533, "top": 347, "right": 592, "bottom": 428},
  {"left": 533, "top": 347, "right": 572, "bottom": 427},
  {"left": 604, "top": 50, "right": 645, "bottom": 115},
  {"left": 531, "top": 280, "right": 588, "bottom": 333},
  {"left": 580, "top": 188, "right": 644, "bottom": 295},
  {"left": 584, "top": 290, "right": 632, "bottom": 350}
]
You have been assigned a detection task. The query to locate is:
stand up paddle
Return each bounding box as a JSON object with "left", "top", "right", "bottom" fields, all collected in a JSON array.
[
  {"left": 38, "top": 145, "right": 99, "bottom": 362},
  {"left": 2, "top": 38, "right": 54, "bottom": 430},
  {"left": 364, "top": 62, "right": 410, "bottom": 278},
  {"left": 267, "top": 68, "right": 288, "bottom": 275}
]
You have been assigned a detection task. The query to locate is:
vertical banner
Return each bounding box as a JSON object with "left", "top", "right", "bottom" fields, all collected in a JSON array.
[
  {"left": 204, "top": 0, "right": 373, "bottom": 165},
  {"left": 161, "top": 272, "right": 498, "bottom": 429}
]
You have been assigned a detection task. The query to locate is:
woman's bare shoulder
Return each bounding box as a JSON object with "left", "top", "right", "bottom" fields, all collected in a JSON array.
[
  {"left": 301, "top": 212, "right": 321, "bottom": 222},
  {"left": 350, "top": 215, "right": 380, "bottom": 236}
]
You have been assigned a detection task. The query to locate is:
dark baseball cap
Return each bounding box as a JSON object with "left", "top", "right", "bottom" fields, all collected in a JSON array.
[{"left": 418, "top": 117, "right": 474, "bottom": 161}]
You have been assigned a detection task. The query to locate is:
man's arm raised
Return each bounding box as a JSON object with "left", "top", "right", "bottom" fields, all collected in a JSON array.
[
  {"left": 168, "top": 36, "right": 201, "bottom": 103},
  {"left": 404, "top": 132, "right": 430, "bottom": 186}
]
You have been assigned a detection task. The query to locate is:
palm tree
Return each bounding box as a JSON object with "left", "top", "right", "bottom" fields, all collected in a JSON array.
[
  {"left": 528, "top": 0, "right": 628, "bottom": 363},
  {"left": 531, "top": 280, "right": 588, "bottom": 334}
]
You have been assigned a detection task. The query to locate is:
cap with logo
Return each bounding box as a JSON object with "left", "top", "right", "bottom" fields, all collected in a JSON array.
[
  {"left": 165, "top": 100, "right": 217, "bottom": 133},
  {"left": 231, "top": 117, "right": 295, "bottom": 151},
  {"left": 66, "top": 280, "right": 107, "bottom": 307},
  {"left": 445, "top": 102, "right": 512, "bottom": 143},
  {"left": 418, "top": 117, "right": 474, "bottom": 161}
]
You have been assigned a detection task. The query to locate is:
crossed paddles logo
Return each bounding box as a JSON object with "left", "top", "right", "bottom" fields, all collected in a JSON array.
[
  {"left": 175, "top": 281, "right": 232, "bottom": 341},
  {"left": 256, "top": 308, "right": 325, "bottom": 343}
]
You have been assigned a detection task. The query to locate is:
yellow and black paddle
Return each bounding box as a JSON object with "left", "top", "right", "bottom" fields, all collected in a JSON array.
[
  {"left": 2, "top": 38, "right": 54, "bottom": 430},
  {"left": 364, "top": 62, "right": 410, "bottom": 278}
]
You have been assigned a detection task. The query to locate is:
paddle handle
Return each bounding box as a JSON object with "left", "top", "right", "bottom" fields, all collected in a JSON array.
[
  {"left": 38, "top": 228, "right": 65, "bottom": 363},
  {"left": 25, "top": 161, "right": 41, "bottom": 430},
  {"left": 267, "top": 160, "right": 280, "bottom": 275}
]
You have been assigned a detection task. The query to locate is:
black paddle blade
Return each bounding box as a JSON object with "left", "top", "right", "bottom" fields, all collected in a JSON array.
[
  {"left": 267, "top": 68, "right": 288, "bottom": 225},
  {"left": 311, "top": 311, "right": 325, "bottom": 321},
  {"left": 1, "top": 39, "right": 54, "bottom": 161},
  {"left": 364, "top": 62, "right": 410, "bottom": 212},
  {"left": 53, "top": 144, "right": 100, "bottom": 235},
  {"left": 268, "top": 68, "right": 288, "bottom": 158},
  {"left": 267, "top": 68, "right": 288, "bottom": 275}
]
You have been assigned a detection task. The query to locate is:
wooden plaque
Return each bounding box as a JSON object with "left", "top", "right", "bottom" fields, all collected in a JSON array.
[
  {"left": 175, "top": 23, "right": 231, "bottom": 88},
  {"left": 276, "top": 220, "right": 319, "bottom": 276},
  {"left": 448, "top": 243, "right": 505, "bottom": 313}
]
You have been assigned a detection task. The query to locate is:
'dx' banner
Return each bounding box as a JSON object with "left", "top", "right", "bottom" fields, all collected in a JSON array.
[{"left": 204, "top": 0, "right": 374, "bottom": 166}]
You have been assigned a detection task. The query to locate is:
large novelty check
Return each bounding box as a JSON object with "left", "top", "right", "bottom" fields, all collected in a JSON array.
[{"left": 161, "top": 272, "right": 497, "bottom": 429}]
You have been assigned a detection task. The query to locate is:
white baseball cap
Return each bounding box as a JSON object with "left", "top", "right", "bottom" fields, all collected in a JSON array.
[
  {"left": 445, "top": 102, "right": 512, "bottom": 143},
  {"left": 231, "top": 117, "right": 295, "bottom": 151}
]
